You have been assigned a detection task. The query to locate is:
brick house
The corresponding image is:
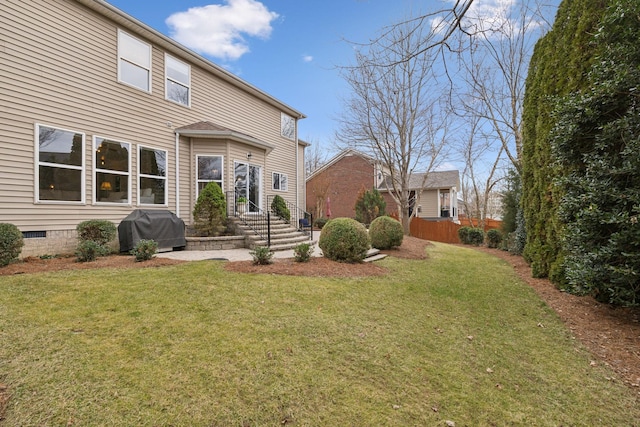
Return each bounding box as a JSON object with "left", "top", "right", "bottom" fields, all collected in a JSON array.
[{"left": 306, "top": 149, "right": 459, "bottom": 222}]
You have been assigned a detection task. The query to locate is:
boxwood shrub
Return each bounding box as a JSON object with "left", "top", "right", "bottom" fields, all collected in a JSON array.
[
  {"left": 369, "top": 216, "right": 403, "bottom": 249},
  {"left": 319, "top": 217, "right": 370, "bottom": 263},
  {"left": 0, "top": 223, "right": 24, "bottom": 267}
]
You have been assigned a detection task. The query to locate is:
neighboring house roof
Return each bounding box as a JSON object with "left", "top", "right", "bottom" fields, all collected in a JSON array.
[
  {"left": 76, "top": 0, "right": 305, "bottom": 121},
  {"left": 378, "top": 170, "right": 460, "bottom": 192},
  {"left": 175, "top": 121, "right": 275, "bottom": 153},
  {"left": 306, "top": 149, "right": 376, "bottom": 180}
]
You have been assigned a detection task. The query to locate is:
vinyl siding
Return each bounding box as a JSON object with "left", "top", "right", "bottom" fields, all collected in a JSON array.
[
  {"left": 417, "top": 190, "right": 439, "bottom": 217},
  {"left": 0, "top": 0, "right": 304, "bottom": 238}
]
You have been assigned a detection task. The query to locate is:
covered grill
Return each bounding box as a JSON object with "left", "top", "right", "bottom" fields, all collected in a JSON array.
[{"left": 118, "top": 210, "right": 186, "bottom": 252}]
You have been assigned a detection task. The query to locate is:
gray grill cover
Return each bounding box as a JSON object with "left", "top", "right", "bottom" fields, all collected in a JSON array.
[{"left": 118, "top": 210, "right": 186, "bottom": 252}]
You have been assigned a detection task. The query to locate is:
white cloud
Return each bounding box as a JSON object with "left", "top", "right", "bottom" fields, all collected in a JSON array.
[
  {"left": 302, "top": 55, "right": 313, "bottom": 63},
  {"left": 166, "top": 0, "right": 279, "bottom": 61},
  {"left": 430, "top": 0, "right": 540, "bottom": 37}
]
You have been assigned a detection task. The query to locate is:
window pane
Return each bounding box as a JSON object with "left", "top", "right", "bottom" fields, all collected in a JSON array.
[
  {"left": 166, "top": 56, "right": 189, "bottom": 84},
  {"left": 39, "top": 166, "right": 82, "bottom": 201},
  {"left": 167, "top": 80, "right": 189, "bottom": 105},
  {"left": 280, "top": 174, "right": 287, "bottom": 191},
  {"left": 96, "top": 139, "right": 129, "bottom": 172},
  {"left": 281, "top": 113, "right": 295, "bottom": 140},
  {"left": 120, "top": 60, "right": 149, "bottom": 91},
  {"left": 140, "top": 177, "right": 165, "bottom": 204},
  {"left": 97, "top": 172, "right": 128, "bottom": 203},
  {"left": 198, "top": 156, "right": 222, "bottom": 180},
  {"left": 140, "top": 147, "right": 166, "bottom": 177},
  {"left": 120, "top": 31, "right": 150, "bottom": 68},
  {"left": 198, "top": 181, "right": 221, "bottom": 194},
  {"left": 38, "top": 126, "right": 83, "bottom": 166}
]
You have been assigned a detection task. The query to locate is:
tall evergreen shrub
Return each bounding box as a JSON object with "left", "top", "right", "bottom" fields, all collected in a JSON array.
[{"left": 192, "top": 182, "right": 227, "bottom": 236}]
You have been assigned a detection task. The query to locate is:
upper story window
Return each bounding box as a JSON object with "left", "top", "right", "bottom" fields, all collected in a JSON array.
[
  {"left": 272, "top": 172, "right": 288, "bottom": 192},
  {"left": 165, "top": 54, "right": 191, "bottom": 106},
  {"left": 94, "top": 137, "right": 131, "bottom": 204},
  {"left": 281, "top": 113, "right": 296, "bottom": 140},
  {"left": 118, "top": 30, "right": 151, "bottom": 92},
  {"left": 35, "top": 124, "right": 85, "bottom": 203},
  {"left": 138, "top": 146, "right": 167, "bottom": 205}
]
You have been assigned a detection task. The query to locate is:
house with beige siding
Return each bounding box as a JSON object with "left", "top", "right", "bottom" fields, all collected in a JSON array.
[
  {"left": 0, "top": 0, "right": 308, "bottom": 256},
  {"left": 306, "top": 149, "right": 459, "bottom": 223}
]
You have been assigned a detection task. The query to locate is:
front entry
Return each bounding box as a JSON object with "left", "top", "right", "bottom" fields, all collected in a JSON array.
[{"left": 234, "top": 161, "right": 261, "bottom": 213}]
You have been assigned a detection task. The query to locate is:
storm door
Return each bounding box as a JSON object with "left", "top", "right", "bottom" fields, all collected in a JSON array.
[{"left": 234, "top": 161, "right": 261, "bottom": 212}]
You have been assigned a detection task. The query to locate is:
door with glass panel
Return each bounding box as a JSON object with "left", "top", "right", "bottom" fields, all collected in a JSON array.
[{"left": 234, "top": 161, "right": 261, "bottom": 213}]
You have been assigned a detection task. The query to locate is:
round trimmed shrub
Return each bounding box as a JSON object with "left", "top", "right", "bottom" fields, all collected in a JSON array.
[
  {"left": 319, "top": 217, "right": 370, "bottom": 263},
  {"left": 0, "top": 223, "right": 24, "bottom": 267},
  {"left": 486, "top": 229, "right": 503, "bottom": 249},
  {"left": 77, "top": 219, "right": 116, "bottom": 246},
  {"left": 314, "top": 217, "right": 330, "bottom": 229},
  {"left": 369, "top": 216, "right": 403, "bottom": 249}
]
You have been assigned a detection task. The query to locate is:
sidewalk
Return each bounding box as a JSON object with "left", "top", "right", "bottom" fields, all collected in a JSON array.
[{"left": 156, "top": 241, "right": 322, "bottom": 262}]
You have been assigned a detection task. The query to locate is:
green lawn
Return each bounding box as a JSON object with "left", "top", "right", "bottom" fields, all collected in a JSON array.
[{"left": 1, "top": 243, "right": 638, "bottom": 426}]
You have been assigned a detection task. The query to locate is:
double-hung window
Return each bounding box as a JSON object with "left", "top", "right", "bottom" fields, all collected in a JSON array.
[
  {"left": 35, "top": 124, "right": 85, "bottom": 203},
  {"left": 196, "top": 155, "right": 223, "bottom": 196},
  {"left": 118, "top": 30, "right": 151, "bottom": 92},
  {"left": 166, "top": 54, "right": 190, "bottom": 106},
  {"left": 138, "top": 146, "right": 167, "bottom": 205},
  {"left": 272, "top": 172, "right": 288, "bottom": 192},
  {"left": 94, "top": 137, "right": 131, "bottom": 204}
]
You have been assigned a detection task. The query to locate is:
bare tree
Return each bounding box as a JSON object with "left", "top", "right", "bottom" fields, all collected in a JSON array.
[
  {"left": 304, "top": 140, "right": 329, "bottom": 176},
  {"left": 457, "top": 113, "right": 504, "bottom": 228},
  {"left": 450, "top": 0, "right": 553, "bottom": 174},
  {"left": 336, "top": 19, "right": 450, "bottom": 234}
]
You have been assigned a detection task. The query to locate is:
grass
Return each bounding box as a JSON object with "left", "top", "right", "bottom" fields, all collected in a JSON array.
[{"left": 1, "top": 242, "right": 638, "bottom": 426}]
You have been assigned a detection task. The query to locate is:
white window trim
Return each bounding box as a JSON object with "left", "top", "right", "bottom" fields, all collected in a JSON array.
[
  {"left": 34, "top": 123, "right": 86, "bottom": 204},
  {"left": 117, "top": 29, "right": 152, "bottom": 93},
  {"left": 93, "top": 136, "right": 132, "bottom": 205},
  {"left": 272, "top": 171, "right": 288, "bottom": 192},
  {"left": 165, "top": 53, "right": 191, "bottom": 107},
  {"left": 138, "top": 145, "right": 168, "bottom": 206},
  {"left": 196, "top": 154, "right": 224, "bottom": 198}
]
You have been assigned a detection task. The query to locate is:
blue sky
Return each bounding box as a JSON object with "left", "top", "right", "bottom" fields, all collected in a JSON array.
[{"left": 106, "top": 0, "right": 437, "bottom": 153}]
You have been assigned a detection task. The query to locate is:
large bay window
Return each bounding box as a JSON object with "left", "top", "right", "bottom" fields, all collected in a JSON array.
[
  {"left": 138, "top": 146, "right": 167, "bottom": 205},
  {"left": 118, "top": 30, "right": 151, "bottom": 92},
  {"left": 94, "top": 137, "right": 131, "bottom": 203},
  {"left": 36, "top": 124, "right": 85, "bottom": 203},
  {"left": 196, "top": 155, "right": 223, "bottom": 196},
  {"left": 165, "top": 54, "right": 190, "bottom": 106}
]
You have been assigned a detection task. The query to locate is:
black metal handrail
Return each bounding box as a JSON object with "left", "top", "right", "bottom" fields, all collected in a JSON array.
[
  {"left": 226, "top": 191, "right": 271, "bottom": 246},
  {"left": 266, "top": 195, "right": 313, "bottom": 241}
]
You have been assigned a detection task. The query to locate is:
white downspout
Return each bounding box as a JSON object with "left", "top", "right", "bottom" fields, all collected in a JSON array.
[
  {"left": 295, "top": 119, "right": 299, "bottom": 210},
  {"left": 175, "top": 132, "right": 180, "bottom": 218}
]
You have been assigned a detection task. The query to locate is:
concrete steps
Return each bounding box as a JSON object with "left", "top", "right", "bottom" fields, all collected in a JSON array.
[{"left": 231, "top": 216, "right": 315, "bottom": 251}]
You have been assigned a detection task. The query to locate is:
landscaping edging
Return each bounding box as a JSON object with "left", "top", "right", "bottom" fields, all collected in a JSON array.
[{"left": 185, "top": 236, "right": 246, "bottom": 251}]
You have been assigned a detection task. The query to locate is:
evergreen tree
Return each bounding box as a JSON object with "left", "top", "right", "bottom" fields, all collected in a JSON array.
[
  {"left": 551, "top": 0, "right": 640, "bottom": 305},
  {"left": 521, "top": 0, "right": 606, "bottom": 279}
]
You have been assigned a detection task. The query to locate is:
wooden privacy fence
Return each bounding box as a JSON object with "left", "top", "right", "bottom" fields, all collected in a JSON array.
[{"left": 409, "top": 217, "right": 502, "bottom": 244}]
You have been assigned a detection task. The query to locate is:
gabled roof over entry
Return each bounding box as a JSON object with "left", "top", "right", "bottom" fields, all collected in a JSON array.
[{"left": 175, "top": 121, "right": 275, "bottom": 154}]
